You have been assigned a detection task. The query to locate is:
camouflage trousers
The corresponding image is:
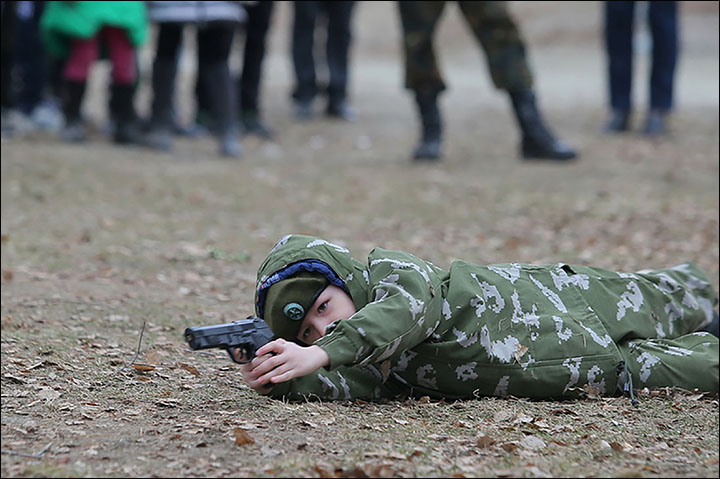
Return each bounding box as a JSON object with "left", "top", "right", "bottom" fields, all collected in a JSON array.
[
  {"left": 572, "top": 263, "right": 719, "bottom": 394},
  {"left": 397, "top": 0, "right": 533, "bottom": 94}
]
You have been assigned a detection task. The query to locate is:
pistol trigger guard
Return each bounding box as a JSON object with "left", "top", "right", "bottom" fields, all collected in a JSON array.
[{"left": 226, "top": 347, "right": 249, "bottom": 365}]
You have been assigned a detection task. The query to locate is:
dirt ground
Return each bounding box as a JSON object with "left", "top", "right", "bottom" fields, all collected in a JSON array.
[{"left": 1, "top": 1, "right": 719, "bottom": 477}]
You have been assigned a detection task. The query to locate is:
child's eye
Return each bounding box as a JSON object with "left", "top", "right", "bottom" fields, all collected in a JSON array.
[
  {"left": 302, "top": 328, "right": 312, "bottom": 340},
  {"left": 318, "top": 301, "right": 328, "bottom": 313}
]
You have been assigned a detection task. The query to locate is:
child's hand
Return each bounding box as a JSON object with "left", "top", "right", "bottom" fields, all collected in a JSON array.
[
  {"left": 248, "top": 339, "right": 330, "bottom": 385},
  {"left": 238, "top": 354, "right": 274, "bottom": 394}
]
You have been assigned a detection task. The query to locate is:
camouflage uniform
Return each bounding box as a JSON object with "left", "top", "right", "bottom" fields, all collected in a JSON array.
[
  {"left": 255, "top": 234, "right": 719, "bottom": 401},
  {"left": 398, "top": 1, "right": 532, "bottom": 94}
]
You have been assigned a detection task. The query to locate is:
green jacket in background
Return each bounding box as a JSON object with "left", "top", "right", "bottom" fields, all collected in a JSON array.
[
  {"left": 255, "top": 234, "right": 719, "bottom": 401},
  {"left": 40, "top": 1, "right": 148, "bottom": 59}
]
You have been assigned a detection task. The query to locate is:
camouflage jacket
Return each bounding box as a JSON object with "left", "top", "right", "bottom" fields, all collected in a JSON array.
[{"left": 254, "top": 235, "right": 718, "bottom": 401}]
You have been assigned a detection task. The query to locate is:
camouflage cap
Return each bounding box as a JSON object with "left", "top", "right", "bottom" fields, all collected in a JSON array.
[{"left": 263, "top": 272, "right": 329, "bottom": 340}]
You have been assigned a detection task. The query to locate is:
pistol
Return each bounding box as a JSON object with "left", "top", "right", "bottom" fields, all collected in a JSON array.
[{"left": 184, "top": 316, "right": 275, "bottom": 364}]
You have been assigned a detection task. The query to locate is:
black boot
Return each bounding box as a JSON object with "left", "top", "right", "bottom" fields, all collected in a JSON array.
[
  {"left": 204, "top": 62, "right": 242, "bottom": 158},
  {"left": 110, "top": 83, "right": 143, "bottom": 145},
  {"left": 509, "top": 90, "right": 577, "bottom": 161},
  {"left": 412, "top": 91, "right": 443, "bottom": 161},
  {"left": 61, "top": 80, "right": 87, "bottom": 143},
  {"left": 144, "top": 58, "right": 177, "bottom": 151}
]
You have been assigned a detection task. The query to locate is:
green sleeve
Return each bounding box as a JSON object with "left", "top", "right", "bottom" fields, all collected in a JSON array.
[
  {"left": 314, "top": 248, "right": 443, "bottom": 370},
  {"left": 264, "top": 364, "right": 400, "bottom": 402}
]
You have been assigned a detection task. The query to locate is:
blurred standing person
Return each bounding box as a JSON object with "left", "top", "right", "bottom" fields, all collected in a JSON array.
[
  {"left": 237, "top": 0, "right": 276, "bottom": 139},
  {"left": 144, "top": 1, "right": 246, "bottom": 158},
  {"left": 1, "top": 0, "right": 19, "bottom": 137},
  {"left": 397, "top": 1, "right": 577, "bottom": 162},
  {"left": 603, "top": 1, "right": 678, "bottom": 136},
  {"left": 13, "top": 1, "right": 64, "bottom": 133},
  {"left": 40, "top": 1, "right": 148, "bottom": 144},
  {"left": 291, "top": 0, "right": 356, "bottom": 121}
]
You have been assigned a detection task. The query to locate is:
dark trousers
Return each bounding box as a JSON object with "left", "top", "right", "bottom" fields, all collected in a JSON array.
[
  {"left": 238, "top": 0, "right": 275, "bottom": 112},
  {"left": 155, "top": 22, "right": 235, "bottom": 64},
  {"left": 604, "top": 1, "right": 678, "bottom": 112},
  {"left": 397, "top": 0, "right": 533, "bottom": 95},
  {"left": 291, "top": 0, "right": 355, "bottom": 102},
  {"left": 1, "top": 0, "right": 17, "bottom": 109},
  {"left": 155, "top": 22, "right": 235, "bottom": 115},
  {"left": 13, "top": 1, "right": 48, "bottom": 113}
]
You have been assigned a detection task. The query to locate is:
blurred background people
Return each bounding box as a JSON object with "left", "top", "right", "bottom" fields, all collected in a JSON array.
[
  {"left": 603, "top": 1, "right": 678, "bottom": 136},
  {"left": 290, "top": 0, "right": 357, "bottom": 121},
  {"left": 1, "top": 0, "right": 20, "bottom": 137},
  {"left": 397, "top": 0, "right": 578, "bottom": 162},
  {"left": 143, "top": 1, "right": 246, "bottom": 158},
  {"left": 236, "top": 0, "right": 276, "bottom": 139},
  {"left": 12, "top": 1, "right": 64, "bottom": 134},
  {"left": 40, "top": 0, "right": 148, "bottom": 144}
]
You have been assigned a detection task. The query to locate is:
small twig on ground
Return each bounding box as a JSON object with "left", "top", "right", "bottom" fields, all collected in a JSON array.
[
  {"left": 1, "top": 442, "right": 53, "bottom": 459},
  {"left": 114, "top": 320, "right": 146, "bottom": 376}
]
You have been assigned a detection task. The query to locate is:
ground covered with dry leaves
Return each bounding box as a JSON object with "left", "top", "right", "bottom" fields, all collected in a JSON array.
[{"left": 2, "top": 2, "right": 719, "bottom": 477}]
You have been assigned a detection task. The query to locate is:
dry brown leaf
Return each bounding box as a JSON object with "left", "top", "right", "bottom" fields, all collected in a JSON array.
[
  {"left": 500, "top": 442, "right": 520, "bottom": 453},
  {"left": 583, "top": 384, "right": 602, "bottom": 399},
  {"left": 234, "top": 428, "right": 256, "bottom": 446},
  {"left": 179, "top": 363, "right": 200, "bottom": 377},
  {"left": 609, "top": 441, "right": 633, "bottom": 452},
  {"left": 476, "top": 433, "right": 496, "bottom": 449},
  {"left": 313, "top": 461, "right": 341, "bottom": 478},
  {"left": 132, "top": 364, "right": 155, "bottom": 372}
]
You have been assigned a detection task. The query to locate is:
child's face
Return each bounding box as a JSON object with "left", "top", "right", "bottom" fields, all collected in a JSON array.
[{"left": 296, "top": 285, "right": 356, "bottom": 344}]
